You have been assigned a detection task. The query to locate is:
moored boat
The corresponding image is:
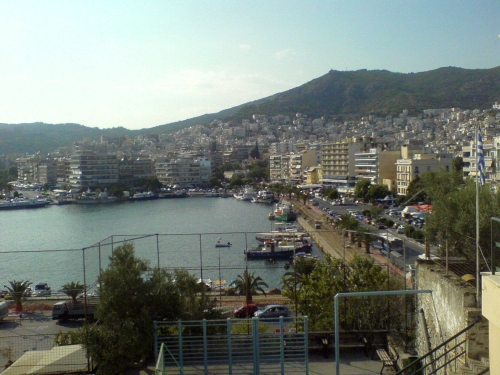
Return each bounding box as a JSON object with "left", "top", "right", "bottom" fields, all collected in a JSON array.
[
  {"left": 75, "top": 189, "right": 119, "bottom": 204},
  {"left": 245, "top": 239, "right": 312, "bottom": 260},
  {"left": 273, "top": 199, "right": 297, "bottom": 222},
  {"left": 0, "top": 198, "right": 51, "bottom": 210}
]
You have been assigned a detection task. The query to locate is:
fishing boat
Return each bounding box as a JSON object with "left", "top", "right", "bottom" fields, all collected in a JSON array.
[
  {"left": 245, "top": 239, "right": 312, "bottom": 260},
  {"left": 215, "top": 238, "right": 232, "bottom": 247},
  {"left": 273, "top": 199, "right": 297, "bottom": 222}
]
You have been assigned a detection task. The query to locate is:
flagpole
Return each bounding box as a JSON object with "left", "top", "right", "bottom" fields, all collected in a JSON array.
[{"left": 475, "top": 121, "right": 480, "bottom": 307}]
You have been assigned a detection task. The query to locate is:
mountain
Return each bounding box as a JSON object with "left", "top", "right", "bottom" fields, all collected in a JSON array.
[{"left": 2, "top": 66, "right": 500, "bottom": 155}]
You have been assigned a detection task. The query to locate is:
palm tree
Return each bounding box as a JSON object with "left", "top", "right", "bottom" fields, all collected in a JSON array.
[
  {"left": 356, "top": 229, "right": 378, "bottom": 254},
  {"left": 337, "top": 213, "right": 359, "bottom": 242},
  {"left": 6, "top": 280, "right": 32, "bottom": 312},
  {"left": 61, "top": 281, "right": 85, "bottom": 305},
  {"left": 233, "top": 270, "right": 268, "bottom": 305}
]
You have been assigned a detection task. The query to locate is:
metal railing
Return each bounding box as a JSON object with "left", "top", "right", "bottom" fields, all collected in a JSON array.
[
  {"left": 396, "top": 319, "right": 484, "bottom": 375},
  {"left": 154, "top": 316, "right": 308, "bottom": 375}
]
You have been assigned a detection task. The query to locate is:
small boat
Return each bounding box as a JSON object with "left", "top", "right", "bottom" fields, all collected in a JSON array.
[
  {"left": 241, "top": 186, "right": 257, "bottom": 201},
  {"left": 215, "top": 238, "right": 232, "bottom": 248}
]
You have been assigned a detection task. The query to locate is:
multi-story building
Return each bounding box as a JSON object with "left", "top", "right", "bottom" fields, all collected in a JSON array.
[
  {"left": 119, "top": 157, "right": 155, "bottom": 186},
  {"left": 155, "top": 156, "right": 202, "bottom": 187},
  {"left": 69, "top": 151, "right": 119, "bottom": 189},
  {"left": 269, "top": 150, "right": 317, "bottom": 184},
  {"left": 38, "top": 160, "right": 58, "bottom": 186},
  {"left": 396, "top": 146, "right": 453, "bottom": 196},
  {"left": 354, "top": 149, "right": 400, "bottom": 185},
  {"left": 320, "top": 139, "right": 364, "bottom": 178},
  {"left": 462, "top": 138, "right": 495, "bottom": 184}
]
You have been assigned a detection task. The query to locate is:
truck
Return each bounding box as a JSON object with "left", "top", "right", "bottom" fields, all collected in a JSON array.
[{"left": 52, "top": 300, "right": 99, "bottom": 322}]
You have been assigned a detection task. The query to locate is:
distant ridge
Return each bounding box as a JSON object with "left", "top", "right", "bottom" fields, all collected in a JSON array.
[{"left": 2, "top": 66, "right": 500, "bottom": 154}]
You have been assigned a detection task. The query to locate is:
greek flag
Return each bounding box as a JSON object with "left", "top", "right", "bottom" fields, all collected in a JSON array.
[{"left": 477, "top": 128, "right": 486, "bottom": 185}]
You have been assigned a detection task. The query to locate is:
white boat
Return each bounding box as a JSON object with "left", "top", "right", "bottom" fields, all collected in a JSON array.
[
  {"left": 255, "top": 231, "right": 308, "bottom": 245},
  {"left": 32, "top": 282, "right": 51, "bottom": 297},
  {"left": 241, "top": 186, "right": 257, "bottom": 201},
  {"left": 131, "top": 191, "right": 157, "bottom": 200},
  {"left": 0, "top": 198, "right": 50, "bottom": 210},
  {"left": 76, "top": 189, "right": 118, "bottom": 204}
]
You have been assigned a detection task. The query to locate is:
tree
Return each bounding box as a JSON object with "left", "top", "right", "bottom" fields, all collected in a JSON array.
[
  {"left": 337, "top": 213, "right": 359, "bottom": 242},
  {"left": 366, "top": 184, "right": 390, "bottom": 202},
  {"left": 281, "top": 256, "right": 317, "bottom": 315},
  {"left": 250, "top": 141, "right": 260, "bottom": 159},
  {"left": 354, "top": 179, "right": 371, "bottom": 200},
  {"left": 452, "top": 156, "right": 464, "bottom": 173},
  {"left": 404, "top": 175, "right": 427, "bottom": 203},
  {"left": 355, "top": 228, "right": 378, "bottom": 254},
  {"left": 84, "top": 243, "right": 218, "bottom": 374},
  {"left": 61, "top": 281, "right": 85, "bottom": 305},
  {"left": 233, "top": 270, "right": 268, "bottom": 305},
  {"left": 5, "top": 280, "right": 32, "bottom": 312}
]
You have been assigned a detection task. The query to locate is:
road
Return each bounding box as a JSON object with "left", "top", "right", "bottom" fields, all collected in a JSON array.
[{"left": 302, "top": 198, "right": 427, "bottom": 273}]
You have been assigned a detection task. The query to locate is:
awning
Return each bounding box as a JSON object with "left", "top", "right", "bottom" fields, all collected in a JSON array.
[{"left": 1, "top": 345, "right": 90, "bottom": 375}]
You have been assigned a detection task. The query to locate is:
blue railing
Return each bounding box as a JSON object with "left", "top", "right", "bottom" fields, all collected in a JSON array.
[{"left": 154, "top": 317, "right": 308, "bottom": 375}]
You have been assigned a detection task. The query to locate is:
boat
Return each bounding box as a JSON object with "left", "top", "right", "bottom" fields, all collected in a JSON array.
[
  {"left": 241, "top": 186, "right": 257, "bottom": 201},
  {"left": 215, "top": 238, "right": 232, "bottom": 247},
  {"left": 245, "top": 239, "right": 312, "bottom": 260},
  {"left": 0, "top": 198, "right": 51, "bottom": 210},
  {"left": 158, "top": 188, "right": 187, "bottom": 199},
  {"left": 75, "top": 189, "right": 118, "bottom": 204},
  {"left": 255, "top": 231, "right": 308, "bottom": 245},
  {"left": 130, "top": 191, "right": 157, "bottom": 201},
  {"left": 273, "top": 199, "right": 297, "bottom": 222},
  {"left": 32, "top": 282, "right": 51, "bottom": 297}
]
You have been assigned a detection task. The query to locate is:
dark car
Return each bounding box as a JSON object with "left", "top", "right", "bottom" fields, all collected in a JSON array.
[
  {"left": 233, "top": 303, "right": 259, "bottom": 318},
  {"left": 254, "top": 304, "right": 291, "bottom": 319}
]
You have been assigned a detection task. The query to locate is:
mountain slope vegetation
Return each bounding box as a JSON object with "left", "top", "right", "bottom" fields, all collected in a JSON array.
[{"left": 2, "top": 66, "right": 500, "bottom": 154}]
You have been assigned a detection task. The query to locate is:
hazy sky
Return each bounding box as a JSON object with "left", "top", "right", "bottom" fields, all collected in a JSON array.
[{"left": 1, "top": 1, "right": 499, "bottom": 130}]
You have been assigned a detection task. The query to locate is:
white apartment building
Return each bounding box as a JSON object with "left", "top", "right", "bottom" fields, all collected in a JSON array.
[
  {"left": 354, "top": 149, "right": 400, "bottom": 185},
  {"left": 462, "top": 137, "right": 496, "bottom": 184}
]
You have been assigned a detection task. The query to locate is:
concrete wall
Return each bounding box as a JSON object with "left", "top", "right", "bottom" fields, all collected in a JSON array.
[
  {"left": 482, "top": 274, "right": 500, "bottom": 374},
  {"left": 416, "top": 261, "right": 488, "bottom": 367}
]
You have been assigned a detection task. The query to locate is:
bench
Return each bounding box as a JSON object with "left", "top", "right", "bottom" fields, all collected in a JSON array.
[
  {"left": 307, "top": 332, "right": 369, "bottom": 359},
  {"left": 375, "top": 344, "right": 399, "bottom": 374}
]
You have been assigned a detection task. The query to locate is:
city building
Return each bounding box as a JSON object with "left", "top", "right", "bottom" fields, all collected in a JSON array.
[{"left": 69, "top": 151, "right": 119, "bottom": 189}]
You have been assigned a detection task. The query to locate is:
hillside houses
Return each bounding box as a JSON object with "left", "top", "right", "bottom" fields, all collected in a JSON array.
[{"left": 8, "top": 104, "right": 500, "bottom": 194}]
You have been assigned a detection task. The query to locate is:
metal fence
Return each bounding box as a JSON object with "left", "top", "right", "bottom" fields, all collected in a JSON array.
[{"left": 154, "top": 317, "right": 309, "bottom": 375}]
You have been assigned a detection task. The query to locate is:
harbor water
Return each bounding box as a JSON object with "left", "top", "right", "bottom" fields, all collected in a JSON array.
[{"left": 0, "top": 197, "right": 319, "bottom": 292}]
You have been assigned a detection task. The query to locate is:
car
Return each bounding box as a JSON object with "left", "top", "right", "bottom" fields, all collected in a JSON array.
[
  {"left": 397, "top": 225, "right": 405, "bottom": 234},
  {"left": 233, "top": 303, "right": 259, "bottom": 318},
  {"left": 254, "top": 304, "right": 291, "bottom": 319},
  {"left": 377, "top": 224, "right": 387, "bottom": 230},
  {"left": 0, "top": 290, "right": 9, "bottom": 298}
]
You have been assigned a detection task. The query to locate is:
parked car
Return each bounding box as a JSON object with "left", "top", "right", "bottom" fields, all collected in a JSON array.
[
  {"left": 0, "top": 290, "right": 9, "bottom": 298},
  {"left": 233, "top": 303, "right": 259, "bottom": 318},
  {"left": 254, "top": 304, "right": 291, "bottom": 319}
]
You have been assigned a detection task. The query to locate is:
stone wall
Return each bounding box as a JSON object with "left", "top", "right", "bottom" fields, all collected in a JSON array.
[{"left": 416, "top": 260, "right": 489, "bottom": 365}]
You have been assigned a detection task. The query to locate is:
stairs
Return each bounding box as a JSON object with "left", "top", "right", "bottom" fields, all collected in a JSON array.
[{"left": 448, "top": 356, "right": 489, "bottom": 375}]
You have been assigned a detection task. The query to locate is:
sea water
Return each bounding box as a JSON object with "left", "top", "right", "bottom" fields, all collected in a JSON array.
[{"left": 0, "top": 198, "right": 318, "bottom": 291}]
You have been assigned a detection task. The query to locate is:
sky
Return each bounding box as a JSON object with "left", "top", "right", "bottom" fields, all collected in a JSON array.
[{"left": 0, "top": 1, "right": 499, "bottom": 131}]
